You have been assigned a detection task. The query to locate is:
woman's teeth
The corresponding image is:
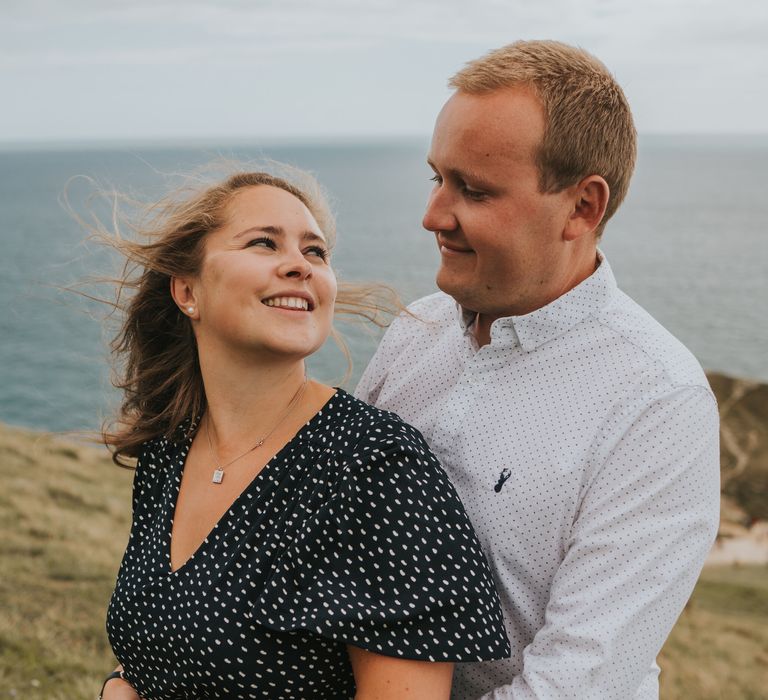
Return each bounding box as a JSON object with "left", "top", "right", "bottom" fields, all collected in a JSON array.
[{"left": 263, "top": 297, "right": 310, "bottom": 311}]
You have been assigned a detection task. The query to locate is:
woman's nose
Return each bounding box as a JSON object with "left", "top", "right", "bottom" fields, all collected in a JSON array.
[{"left": 278, "top": 251, "right": 313, "bottom": 280}]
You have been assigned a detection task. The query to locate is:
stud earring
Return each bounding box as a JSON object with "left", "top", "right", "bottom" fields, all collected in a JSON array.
[{"left": 187, "top": 307, "right": 194, "bottom": 314}]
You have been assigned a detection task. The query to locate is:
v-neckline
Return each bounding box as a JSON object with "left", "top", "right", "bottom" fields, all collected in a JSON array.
[{"left": 164, "top": 389, "right": 341, "bottom": 575}]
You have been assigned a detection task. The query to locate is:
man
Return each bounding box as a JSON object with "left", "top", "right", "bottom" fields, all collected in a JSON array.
[{"left": 356, "top": 40, "right": 720, "bottom": 699}]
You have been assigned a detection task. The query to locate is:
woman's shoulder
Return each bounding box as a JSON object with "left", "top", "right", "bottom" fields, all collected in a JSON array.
[
  {"left": 257, "top": 392, "right": 512, "bottom": 662},
  {"left": 320, "top": 390, "right": 448, "bottom": 499},
  {"left": 326, "top": 389, "right": 432, "bottom": 456},
  {"left": 134, "top": 418, "right": 197, "bottom": 479},
  {"left": 137, "top": 433, "right": 172, "bottom": 463}
]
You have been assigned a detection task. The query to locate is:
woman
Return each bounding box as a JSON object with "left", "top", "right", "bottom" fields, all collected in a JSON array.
[{"left": 97, "top": 168, "right": 509, "bottom": 699}]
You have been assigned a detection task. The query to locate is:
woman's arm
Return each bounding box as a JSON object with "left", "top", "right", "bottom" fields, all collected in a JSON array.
[
  {"left": 347, "top": 646, "right": 453, "bottom": 700},
  {"left": 100, "top": 665, "right": 141, "bottom": 700}
]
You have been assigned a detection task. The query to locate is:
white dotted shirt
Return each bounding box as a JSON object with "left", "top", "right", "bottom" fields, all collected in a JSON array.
[{"left": 355, "top": 255, "right": 721, "bottom": 699}]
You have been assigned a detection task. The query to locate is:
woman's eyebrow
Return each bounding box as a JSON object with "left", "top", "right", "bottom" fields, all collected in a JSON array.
[{"left": 233, "top": 225, "right": 326, "bottom": 243}]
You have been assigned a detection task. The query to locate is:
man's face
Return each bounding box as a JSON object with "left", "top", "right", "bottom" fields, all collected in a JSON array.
[{"left": 424, "top": 87, "right": 578, "bottom": 319}]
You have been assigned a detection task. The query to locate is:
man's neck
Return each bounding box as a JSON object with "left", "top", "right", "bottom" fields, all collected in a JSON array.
[
  {"left": 473, "top": 251, "right": 601, "bottom": 347},
  {"left": 473, "top": 315, "right": 495, "bottom": 348}
]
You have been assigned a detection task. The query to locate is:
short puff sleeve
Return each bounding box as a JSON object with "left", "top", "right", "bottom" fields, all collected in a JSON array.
[{"left": 251, "top": 417, "right": 511, "bottom": 662}]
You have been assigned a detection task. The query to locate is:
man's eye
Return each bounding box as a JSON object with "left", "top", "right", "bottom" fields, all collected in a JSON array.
[
  {"left": 245, "top": 237, "right": 276, "bottom": 249},
  {"left": 306, "top": 246, "right": 329, "bottom": 261},
  {"left": 429, "top": 174, "right": 442, "bottom": 184},
  {"left": 463, "top": 186, "right": 487, "bottom": 201}
]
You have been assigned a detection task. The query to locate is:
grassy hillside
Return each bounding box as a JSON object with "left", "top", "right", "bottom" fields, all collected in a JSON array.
[
  {"left": 0, "top": 424, "right": 132, "bottom": 698},
  {"left": 658, "top": 566, "right": 768, "bottom": 699},
  {"left": 1, "top": 417, "right": 766, "bottom": 699}
]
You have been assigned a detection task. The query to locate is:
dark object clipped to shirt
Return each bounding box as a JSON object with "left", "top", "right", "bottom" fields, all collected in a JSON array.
[{"left": 107, "top": 389, "right": 510, "bottom": 700}]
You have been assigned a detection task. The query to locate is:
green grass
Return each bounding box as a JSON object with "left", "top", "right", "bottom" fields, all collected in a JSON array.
[
  {"left": 659, "top": 566, "right": 768, "bottom": 699},
  {"left": 0, "top": 423, "right": 132, "bottom": 699},
  {"left": 1, "top": 422, "right": 766, "bottom": 699}
]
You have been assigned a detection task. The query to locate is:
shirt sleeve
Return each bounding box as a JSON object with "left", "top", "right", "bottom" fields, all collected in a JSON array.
[
  {"left": 479, "top": 385, "right": 721, "bottom": 699},
  {"left": 251, "top": 417, "right": 511, "bottom": 663}
]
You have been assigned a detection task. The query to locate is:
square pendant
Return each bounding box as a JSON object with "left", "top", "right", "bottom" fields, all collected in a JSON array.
[{"left": 212, "top": 469, "right": 224, "bottom": 484}]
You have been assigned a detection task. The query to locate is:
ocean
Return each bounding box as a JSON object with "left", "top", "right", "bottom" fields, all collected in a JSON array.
[{"left": 1, "top": 136, "right": 766, "bottom": 432}]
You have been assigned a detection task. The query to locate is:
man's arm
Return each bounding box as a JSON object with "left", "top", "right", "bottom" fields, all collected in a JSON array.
[
  {"left": 355, "top": 309, "right": 416, "bottom": 405},
  {"left": 480, "top": 385, "right": 720, "bottom": 699},
  {"left": 355, "top": 343, "right": 387, "bottom": 406}
]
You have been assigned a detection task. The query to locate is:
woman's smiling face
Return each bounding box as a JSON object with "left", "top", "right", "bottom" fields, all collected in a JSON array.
[{"left": 186, "top": 184, "right": 337, "bottom": 362}]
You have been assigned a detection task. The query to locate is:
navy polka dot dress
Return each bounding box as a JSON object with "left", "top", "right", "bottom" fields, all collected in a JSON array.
[{"left": 107, "top": 390, "right": 510, "bottom": 699}]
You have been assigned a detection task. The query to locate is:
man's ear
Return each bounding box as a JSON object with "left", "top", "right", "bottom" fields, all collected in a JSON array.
[
  {"left": 171, "top": 276, "right": 198, "bottom": 318},
  {"left": 563, "top": 175, "right": 610, "bottom": 241}
]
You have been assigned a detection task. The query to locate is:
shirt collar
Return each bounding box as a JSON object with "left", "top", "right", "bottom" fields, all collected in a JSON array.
[{"left": 457, "top": 251, "right": 618, "bottom": 352}]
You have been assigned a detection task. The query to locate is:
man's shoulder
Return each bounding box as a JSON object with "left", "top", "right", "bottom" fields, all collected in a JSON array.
[
  {"left": 404, "top": 290, "right": 457, "bottom": 322},
  {"left": 596, "top": 289, "right": 710, "bottom": 392},
  {"left": 384, "top": 291, "right": 457, "bottom": 340},
  {"left": 355, "top": 291, "right": 460, "bottom": 402}
]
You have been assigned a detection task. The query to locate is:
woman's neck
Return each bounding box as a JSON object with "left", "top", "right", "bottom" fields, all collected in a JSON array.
[{"left": 197, "top": 344, "right": 309, "bottom": 454}]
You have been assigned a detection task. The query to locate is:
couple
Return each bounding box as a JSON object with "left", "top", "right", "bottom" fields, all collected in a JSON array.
[{"left": 99, "top": 40, "right": 720, "bottom": 700}]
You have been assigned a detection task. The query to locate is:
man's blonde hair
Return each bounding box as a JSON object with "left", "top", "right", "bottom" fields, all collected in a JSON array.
[{"left": 450, "top": 40, "right": 637, "bottom": 236}]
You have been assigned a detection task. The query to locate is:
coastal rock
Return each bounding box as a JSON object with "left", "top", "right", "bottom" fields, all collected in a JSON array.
[
  {"left": 705, "top": 372, "right": 768, "bottom": 565},
  {"left": 707, "top": 372, "right": 768, "bottom": 522}
]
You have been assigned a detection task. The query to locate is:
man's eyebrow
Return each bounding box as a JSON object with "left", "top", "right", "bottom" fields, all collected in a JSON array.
[
  {"left": 233, "top": 225, "right": 326, "bottom": 243},
  {"left": 426, "top": 159, "right": 496, "bottom": 189}
]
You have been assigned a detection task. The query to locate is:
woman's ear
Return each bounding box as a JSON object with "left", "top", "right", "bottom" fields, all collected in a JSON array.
[
  {"left": 171, "top": 276, "right": 198, "bottom": 319},
  {"left": 563, "top": 175, "right": 610, "bottom": 241}
]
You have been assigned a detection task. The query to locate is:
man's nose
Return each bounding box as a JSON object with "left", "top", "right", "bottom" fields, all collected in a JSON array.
[{"left": 422, "top": 186, "right": 457, "bottom": 233}]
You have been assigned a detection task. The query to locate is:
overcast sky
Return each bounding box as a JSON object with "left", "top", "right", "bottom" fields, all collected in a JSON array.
[{"left": 1, "top": 0, "right": 766, "bottom": 144}]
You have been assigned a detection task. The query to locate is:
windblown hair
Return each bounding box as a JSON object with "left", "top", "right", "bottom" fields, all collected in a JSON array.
[
  {"left": 83, "top": 165, "right": 400, "bottom": 466},
  {"left": 449, "top": 39, "right": 637, "bottom": 236}
]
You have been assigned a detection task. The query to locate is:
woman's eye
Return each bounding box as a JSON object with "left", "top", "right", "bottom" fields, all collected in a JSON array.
[
  {"left": 306, "top": 246, "right": 329, "bottom": 261},
  {"left": 429, "top": 174, "right": 442, "bottom": 184},
  {"left": 245, "top": 236, "right": 276, "bottom": 249}
]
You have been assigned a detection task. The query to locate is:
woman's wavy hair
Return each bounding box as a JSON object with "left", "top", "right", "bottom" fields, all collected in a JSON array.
[{"left": 77, "top": 163, "right": 401, "bottom": 466}]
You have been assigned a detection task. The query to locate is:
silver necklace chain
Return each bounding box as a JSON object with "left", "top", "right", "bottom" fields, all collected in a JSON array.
[{"left": 205, "top": 375, "right": 308, "bottom": 484}]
